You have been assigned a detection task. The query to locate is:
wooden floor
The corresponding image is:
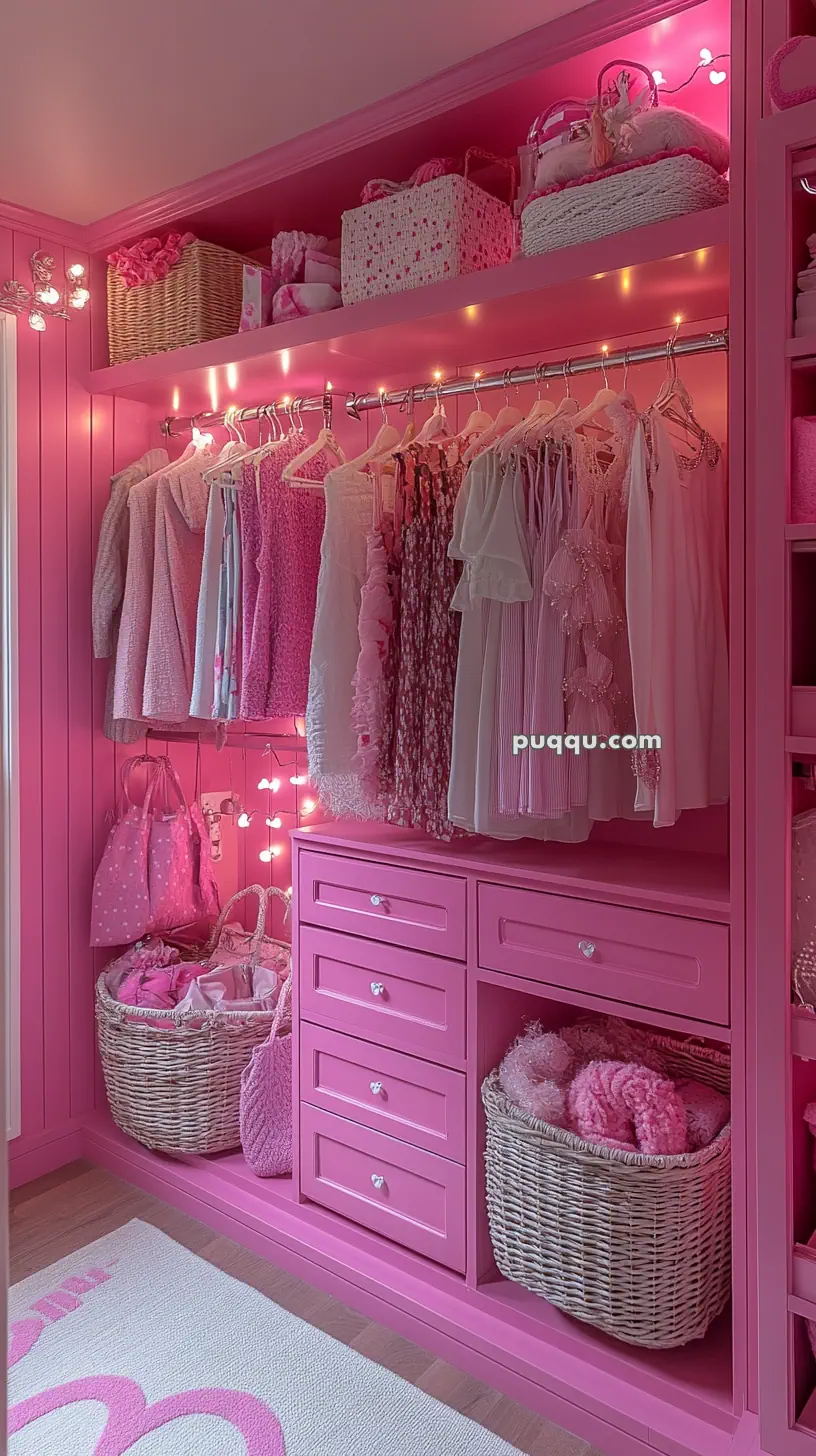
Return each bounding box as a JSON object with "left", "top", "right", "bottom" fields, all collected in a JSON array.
[{"left": 10, "top": 1161, "right": 603, "bottom": 1455}]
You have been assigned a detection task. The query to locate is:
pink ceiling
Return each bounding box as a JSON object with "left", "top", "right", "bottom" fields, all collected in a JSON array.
[{"left": 0, "top": 0, "right": 596, "bottom": 225}]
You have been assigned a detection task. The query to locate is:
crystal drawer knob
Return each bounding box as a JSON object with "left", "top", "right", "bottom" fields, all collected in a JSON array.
[
  {"left": 370, "top": 1173, "right": 385, "bottom": 1190},
  {"left": 370, "top": 1080, "right": 384, "bottom": 1095},
  {"left": 370, "top": 981, "right": 386, "bottom": 997},
  {"left": 370, "top": 894, "right": 382, "bottom": 906},
  {"left": 578, "top": 940, "right": 596, "bottom": 959}
]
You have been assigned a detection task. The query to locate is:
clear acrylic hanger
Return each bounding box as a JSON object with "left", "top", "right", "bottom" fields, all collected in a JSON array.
[
  {"left": 284, "top": 395, "right": 346, "bottom": 488},
  {"left": 462, "top": 369, "right": 523, "bottom": 461}
]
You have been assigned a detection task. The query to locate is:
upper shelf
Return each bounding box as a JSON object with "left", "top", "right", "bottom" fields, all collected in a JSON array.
[{"left": 88, "top": 207, "right": 730, "bottom": 418}]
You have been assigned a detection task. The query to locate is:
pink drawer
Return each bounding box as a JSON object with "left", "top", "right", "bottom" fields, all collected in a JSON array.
[
  {"left": 298, "top": 849, "right": 466, "bottom": 959},
  {"left": 300, "top": 1103, "right": 466, "bottom": 1272},
  {"left": 300, "top": 1023, "right": 466, "bottom": 1162},
  {"left": 299, "top": 925, "right": 466, "bottom": 1067},
  {"left": 478, "top": 882, "right": 729, "bottom": 1024}
]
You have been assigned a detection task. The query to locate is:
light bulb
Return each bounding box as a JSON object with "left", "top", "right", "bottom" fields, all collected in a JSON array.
[
  {"left": 258, "top": 777, "right": 270, "bottom": 790},
  {"left": 301, "top": 798, "right": 316, "bottom": 814},
  {"left": 674, "top": 313, "right": 683, "bottom": 327},
  {"left": 67, "top": 262, "right": 85, "bottom": 279},
  {"left": 266, "top": 815, "right": 282, "bottom": 829},
  {"left": 270, "top": 844, "right": 283, "bottom": 857},
  {"left": 709, "top": 69, "right": 727, "bottom": 85},
  {"left": 259, "top": 848, "right": 273, "bottom": 863},
  {"left": 699, "top": 47, "right": 713, "bottom": 65},
  {"left": 237, "top": 812, "right": 252, "bottom": 828},
  {"left": 28, "top": 311, "right": 46, "bottom": 331},
  {"left": 286, "top": 885, "right": 292, "bottom": 896},
  {"left": 269, "top": 777, "right": 281, "bottom": 793},
  {"left": 433, "top": 369, "right": 443, "bottom": 381},
  {"left": 653, "top": 70, "right": 665, "bottom": 85},
  {"left": 290, "top": 775, "right": 307, "bottom": 786},
  {"left": 282, "top": 395, "right": 291, "bottom": 407},
  {"left": 37, "top": 286, "right": 60, "bottom": 305},
  {"left": 70, "top": 287, "right": 90, "bottom": 308}
]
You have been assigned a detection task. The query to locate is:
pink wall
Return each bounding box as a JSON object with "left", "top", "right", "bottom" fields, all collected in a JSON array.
[{"left": 3, "top": 216, "right": 119, "bottom": 1181}]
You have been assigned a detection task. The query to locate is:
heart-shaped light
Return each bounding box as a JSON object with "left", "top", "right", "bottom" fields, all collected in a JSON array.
[
  {"left": 700, "top": 47, "right": 713, "bottom": 65},
  {"left": 710, "top": 69, "right": 727, "bottom": 85}
]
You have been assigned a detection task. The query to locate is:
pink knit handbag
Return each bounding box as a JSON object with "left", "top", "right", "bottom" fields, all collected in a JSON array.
[
  {"left": 240, "top": 967, "right": 293, "bottom": 1178},
  {"left": 91, "top": 755, "right": 217, "bottom": 948}
]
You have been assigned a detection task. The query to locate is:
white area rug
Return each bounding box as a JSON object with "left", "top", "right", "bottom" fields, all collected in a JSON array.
[{"left": 8, "top": 1219, "right": 522, "bottom": 1454}]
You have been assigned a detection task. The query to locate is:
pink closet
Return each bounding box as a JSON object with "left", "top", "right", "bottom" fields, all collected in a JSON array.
[{"left": 4, "top": 0, "right": 808, "bottom": 1450}]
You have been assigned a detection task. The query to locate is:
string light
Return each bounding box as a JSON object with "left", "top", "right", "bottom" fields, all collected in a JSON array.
[
  {"left": 433, "top": 369, "right": 443, "bottom": 381},
  {"left": 653, "top": 70, "right": 665, "bottom": 85},
  {"left": 28, "top": 311, "right": 46, "bottom": 332},
  {"left": 290, "top": 775, "right": 307, "bottom": 786},
  {"left": 237, "top": 811, "right": 253, "bottom": 829},
  {"left": 474, "top": 370, "right": 483, "bottom": 380},
  {"left": 301, "top": 798, "right": 316, "bottom": 814},
  {"left": 267, "top": 815, "right": 282, "bottom": 829},
  {"left": 259, "top": 848, "right": 273, "bottom": 863},
  {"left": 326, "top": 381, "right": 333, "bottom": 391},
  {"left": 699, "top": 47, "right": 713, "bottom": 64},
  {"left": 0, "top": 251, "right": 90, "bottom": 331},
  {"left": 658, "top": 48, "right": 728, "bottom": 94},
  {"left": 270, "top": 777, "right": 281, "bottom": 793},
  {"left": 258, "top": 777, "right": 270, "bottom": 790}
]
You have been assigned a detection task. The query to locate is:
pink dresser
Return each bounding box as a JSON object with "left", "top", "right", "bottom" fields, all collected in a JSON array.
[{"left": 294, "top": 824, "right": 730, "bottom": 1278}]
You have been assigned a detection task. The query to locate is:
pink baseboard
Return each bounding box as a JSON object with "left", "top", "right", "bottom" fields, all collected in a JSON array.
[{"left": 8, "top": 1123, "right": 84, "bottom": 1190}]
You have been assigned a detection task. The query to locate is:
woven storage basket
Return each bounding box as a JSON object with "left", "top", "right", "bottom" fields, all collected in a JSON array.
[
  {"left": 521, "top": 154, "right": 729, "bottom": 257},
  {"left": 107, "top": 239, "right": 250, "bottom": 365},
  {"left": 482, "top": 1032, "right": 731, "bottom": 1349},
  {"left": 342, "top": 150, "right": 515, "bottom": 306},
  {"left": 96, "top": 886, "right": 291, "bottom": 1155}
]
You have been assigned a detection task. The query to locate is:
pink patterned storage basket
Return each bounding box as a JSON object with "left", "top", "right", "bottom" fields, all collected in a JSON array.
[{"left": 341, "top": 150, "right": 516, "bottom": 306}]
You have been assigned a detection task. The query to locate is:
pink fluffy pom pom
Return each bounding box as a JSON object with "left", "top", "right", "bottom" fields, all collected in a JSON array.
[{"left": 499, "top": 1023, "right": 574, "bottom": 1124}]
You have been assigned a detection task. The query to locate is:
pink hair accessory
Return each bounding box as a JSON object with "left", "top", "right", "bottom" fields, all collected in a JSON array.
[
  {"left": 107, "top": 232, "right": 196, "bottom": 287},
  {"left": 568, "top": 1060, "right": 688, "bottom": 1156},
  {"left": 766, "top": 36, "right": 816, "bottom": 112}
]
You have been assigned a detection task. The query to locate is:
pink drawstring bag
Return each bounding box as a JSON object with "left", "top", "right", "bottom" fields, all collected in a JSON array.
[
  {"left": 240, "top": 970, "right": 293, "bottom": 1177},
  {"left": 91, "top": 755, "right": 218, "bottom": 947}
]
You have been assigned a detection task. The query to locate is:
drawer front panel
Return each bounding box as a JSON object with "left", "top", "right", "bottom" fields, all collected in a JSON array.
[
  {"left": 298, "top": 849, "right": 466, "bottom": 959},
  {"left": 300, "top": 1023, "right": 466, "bottom": 1162},
  {"left": 299, "top": 925, "right": 466, "bottom": 1066},
  {"left": 478, "top": 883, "right": 729, "bottom": 1023},
  {"left": 300, "top": 1104, "right": 466, "bottom": 1272}
]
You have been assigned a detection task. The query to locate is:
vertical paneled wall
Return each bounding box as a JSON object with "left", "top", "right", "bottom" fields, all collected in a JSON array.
[{"left": 4, "top": 216, "right": 104, "bottom": 1179}]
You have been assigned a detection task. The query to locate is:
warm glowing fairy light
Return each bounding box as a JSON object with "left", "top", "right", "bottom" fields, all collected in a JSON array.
[
  {"left": 269, "top": 777, "right": 281, "bottom": 793},
  {"left": 259, "top": 848, "right": 273, "bottom": 863},
  {"left": 282, "top": 395, "right": 291, "bottom": 407},
  {"left": 326, "top": 380, "right": 333, "bottom": 391},
  {"left": 270, "top": 845, "right": 283, "bottom": 858},
  {"left": 433, "top": 369, "right": 443, "bottom": 381},
  {"left": 172, "top": 388, "right": 180, "bottom": 412},
  {"left": 290, "top": 775, "right": 307, "bottom": 786},
  {"left": 621, "top": 269, "right": 631, "bottom": 294},
  {"left": 226, "top": 362, "right": 238, "bottom": 390},
  {"left": 208, "top": 367, "right": 218, "bottom": 412},
  {"left": 653, "top": 70, "right": 665, "bottom": 84},
  {"left": 281, "top": 349, "right": 290, "bottom": 375},
  {"left": 465, "top": 304, "right": 479, "bottom": 320},
  {"left": 258, "top": 777, "right": 270, "bottom": 790},
  {"left": 237, "top": 812, "right": 252, "bottom": 829},
  {"left": 267, "top": 815, "right": 282, "bottom": 829},
  {"left": 301, "top": 798, "right": 316, "bottom": 814},
  {"left": 474, "top": 370, "right": 483, "bottom": 379},
  {"left": 700, "top": 47, "right": 713, "bottom": 65}
]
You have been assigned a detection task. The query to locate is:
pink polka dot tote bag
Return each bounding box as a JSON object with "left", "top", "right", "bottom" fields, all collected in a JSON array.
[{"left": 91, "top": 755, "right": 214, "bottom": 948}]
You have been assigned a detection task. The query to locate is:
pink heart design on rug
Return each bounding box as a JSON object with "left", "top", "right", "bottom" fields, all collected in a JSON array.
[{"left": 8, "top": 1374, "right": 286, "bottom": 1454}]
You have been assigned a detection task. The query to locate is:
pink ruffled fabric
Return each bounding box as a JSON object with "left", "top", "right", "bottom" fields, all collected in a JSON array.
[
  {"left": 522, "top": 146, "right": 719, "bottom": 210},
  {"left": 269, "top": 231, "right": 328, "bottom": 292},
  {"left": 107, "top": 231, "right": 196, "bottom": 287},
  {"left": 351, "top": 525, "right": 394, "bottom": 797}
]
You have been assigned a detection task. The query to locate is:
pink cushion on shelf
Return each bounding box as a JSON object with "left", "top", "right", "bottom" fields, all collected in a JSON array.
[
  {"left": 767, "top": 36, "right": 816, "bottom": 112},
  {"left": 271, "top": 282, "right": 341, "bottom": 323},
  {"left": 793, "top": 418, "right": 816, "bottom": 524}
]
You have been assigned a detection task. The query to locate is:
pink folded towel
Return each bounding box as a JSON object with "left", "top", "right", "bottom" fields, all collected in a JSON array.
[
  {"left": 568, "top": 1060, "right": 689, "bottom": 1156},
  {"left": 304, "top": 248, "right": 342, "bottom": 288},
  {"left": 272, "top": 282, "right": 341, "bottom": 324}
]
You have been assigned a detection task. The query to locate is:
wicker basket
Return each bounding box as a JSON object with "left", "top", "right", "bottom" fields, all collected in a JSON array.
[
  {"left": 482, "top": 1031, "right": 731, "bottom": 1349},
  {"left": 342, "top": 149, "right": 516, "bottom": 306},
  {"left": 107, "top": 239, "right": 250, "bottom": 365},
  {"left": 96, "top": 886, "right": 291, "bottom": 1155},
  {"left": 521, "top": 154, "right": 729, "bottom": 257}
]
